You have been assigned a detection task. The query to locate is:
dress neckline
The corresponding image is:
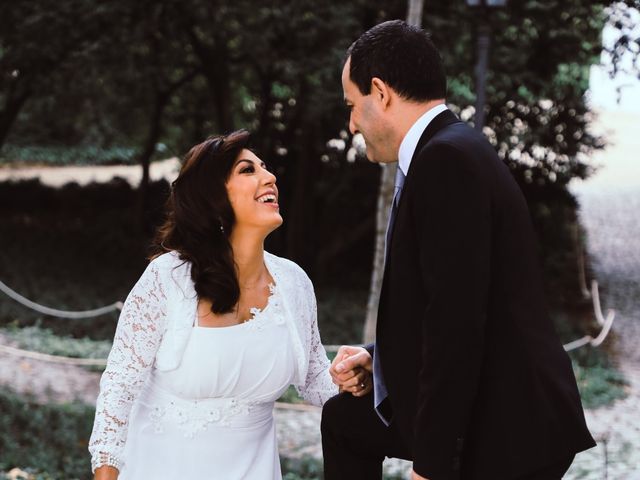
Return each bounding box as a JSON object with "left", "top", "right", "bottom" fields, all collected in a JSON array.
[{"left": 194, "top": 282, "right": 277, "bottom": 330}]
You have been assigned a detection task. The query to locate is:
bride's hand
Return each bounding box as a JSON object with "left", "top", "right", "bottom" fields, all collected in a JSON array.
[
  {"left": 329, "top": 346, "right": 373, "bottom": 397},
  {"left": 94, "top": 465, "right": 119, "bottom": 480},
  {"left": 340, "top": 366, "right": 372, "bottom": 397}
]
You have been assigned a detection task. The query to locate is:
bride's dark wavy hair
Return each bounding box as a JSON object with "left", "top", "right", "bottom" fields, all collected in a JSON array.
[{"left": 150, "top": 130, "right": 250, "bottom": 314}]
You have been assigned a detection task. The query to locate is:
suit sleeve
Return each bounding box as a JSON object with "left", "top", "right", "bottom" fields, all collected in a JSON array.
[{"left": 409, "top": 143, "right": 491, "bottom": 479}]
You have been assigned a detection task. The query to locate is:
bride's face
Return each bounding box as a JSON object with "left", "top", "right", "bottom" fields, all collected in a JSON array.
[{"left": 225, "top": 149, "right": 283, "bottom": 233}]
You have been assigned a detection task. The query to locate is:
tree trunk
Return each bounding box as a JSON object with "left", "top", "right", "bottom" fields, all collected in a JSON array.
[
  {"left": 362, "top": 0, "right": 424, "bottom": 344},
  {"left": 0, "top": 87, "right": 31, "bottom": 149},
  {"left": 137, "top": 69, "right": 197, "bottom": 231},
  {"left": 184, "top": 26, "right": 234, "bottom": 133},
  {"left": 474, "top": 24, "right": 491, "bottom": 132},
  {"left": 362, "top": 163, "right": 397, "bottom": 343},
  {"left": 406, "top": 0, "right": 425, "bottom": 27},
  {"left": 137, "top": 92, "right": 169, "bottom": 232},
  {"left": 209, "top": 55, "right": 234, "bottom": 133},
  {"left": 286, "top": 126, "right": 317, "bottom": 271}
]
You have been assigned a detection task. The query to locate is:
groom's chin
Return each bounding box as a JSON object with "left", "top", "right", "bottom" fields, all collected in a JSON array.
[{"left": 365, "top": 150, "right": 379, "bottom": 163}]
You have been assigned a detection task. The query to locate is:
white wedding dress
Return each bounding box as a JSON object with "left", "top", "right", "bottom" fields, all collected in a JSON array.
[
  {"left": 88, "top": 251, "right": 337, "bottom": 480},
  {"left": 119, "top": 284, "right": 294, "bottom": 479}
]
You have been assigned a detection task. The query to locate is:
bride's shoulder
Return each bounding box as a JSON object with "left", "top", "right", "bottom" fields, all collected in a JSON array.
[
  {"left": 264, "top": 251, "right": 312, "bottom": 286},
  {"left": 147, "top": 250, "right": 190, "bottom": 280},
  {"left": 149, "top": 250, "right": 182, "bottom": 268}
]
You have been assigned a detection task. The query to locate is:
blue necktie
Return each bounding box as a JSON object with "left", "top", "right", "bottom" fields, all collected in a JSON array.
[
  {"left": 374, "top": 165, "right": 406, "bottom": 426},
  {"left": 385, "top": 166, "right": 406, "bottom": 259}
]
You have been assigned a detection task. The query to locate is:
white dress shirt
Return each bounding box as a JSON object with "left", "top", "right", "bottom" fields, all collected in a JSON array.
[{"left": 397, "top": 103, "right": 449, "bottom": 175}]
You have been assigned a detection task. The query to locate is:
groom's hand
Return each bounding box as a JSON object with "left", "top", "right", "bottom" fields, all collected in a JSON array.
[
  {"left": 411, "top": 470, "right": 428, "bottom": 480},
  {"left": 329, "top": 346, "right": 373, "bottom": 397}
]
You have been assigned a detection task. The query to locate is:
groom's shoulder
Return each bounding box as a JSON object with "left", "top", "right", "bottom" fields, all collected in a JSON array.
[
  {"left": 420, "top": 120, "right": 498, "bottom": 165},
  {"left": 430, "top": 120, "right": 485, "bottom": 149}
]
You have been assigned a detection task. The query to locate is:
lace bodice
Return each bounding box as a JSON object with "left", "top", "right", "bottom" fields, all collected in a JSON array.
[{"left": 88, "top": 251, "right": 337, "bottom": 472}]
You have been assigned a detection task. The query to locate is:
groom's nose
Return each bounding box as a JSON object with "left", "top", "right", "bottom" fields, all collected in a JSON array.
[{"left": 349, "top": 116, "right": 358, "bottom": 136}]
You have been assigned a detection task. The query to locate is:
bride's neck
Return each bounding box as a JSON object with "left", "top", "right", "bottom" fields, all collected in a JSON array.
[{"left": 229, "top": 228, "right": 267, "bottom": 286}]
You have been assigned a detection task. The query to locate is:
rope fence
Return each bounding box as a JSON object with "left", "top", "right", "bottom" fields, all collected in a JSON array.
[
  {"left": 0, "top": 343, "right": 107, "bottom": 366},
  {"left": 563, "top": 280, "right": 616, "bottom": 352},
  {"left": 0, "top": 279, "right": 122, "bottom": 319},
  {"left": 0, "top": 275, "right": 616, "bottom": 364}
]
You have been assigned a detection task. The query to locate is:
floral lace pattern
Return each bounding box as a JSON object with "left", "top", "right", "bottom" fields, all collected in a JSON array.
[
  {"left": 88, "top": 251, "right": 338, "bottom": 472},
  {"left": 289, "top": 265, "right": 338, "bottom": 407},
  {"left": 148, "top": 396, "right": 257, "bottom": 438},
  {"left": 245, "top": 282, "right": 286, "bottom": 332},
  {"left": 88, "top": 260, "right": 168, "bottom": 472}
]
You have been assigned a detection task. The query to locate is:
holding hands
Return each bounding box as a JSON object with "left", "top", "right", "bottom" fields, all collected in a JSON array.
[
  {"left": 328, "top": 347, "right": 430, "bottom": 479},
  {"left": 329, "top": 345, "right": 373, "bottom": 397}
]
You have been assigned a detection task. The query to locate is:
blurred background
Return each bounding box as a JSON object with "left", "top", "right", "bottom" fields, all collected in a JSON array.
[{"left": 0, "top": 0, "right": 639, "bottom": 479}]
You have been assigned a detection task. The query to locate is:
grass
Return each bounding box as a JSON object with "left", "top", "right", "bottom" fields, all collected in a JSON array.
[
  {"left": 570, "top": 347, "right": 629, "bottom": 409},
  {"left": 0, "top": 389, "right": 94, "bottom": 480},
  {"left": 4, "top": 321, "right": 627, "bottom": 411},
  {"left": 1, "top": 325, "right": 111, "bottom": 363},
  {"left": 2, "top": 322, "right": 626, "bottom": 410},
  {"left": 574, "top": 363, "right": 628, "bottom": 409}
]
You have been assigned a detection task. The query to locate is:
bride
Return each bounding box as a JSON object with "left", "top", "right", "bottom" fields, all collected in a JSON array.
[{"left": 89, "top": 130, "right": 372, "bottom": 479}]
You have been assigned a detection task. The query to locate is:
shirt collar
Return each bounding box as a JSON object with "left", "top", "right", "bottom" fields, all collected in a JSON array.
[{"left": 398, "top": 103, "right": 448, "bottom": 176}]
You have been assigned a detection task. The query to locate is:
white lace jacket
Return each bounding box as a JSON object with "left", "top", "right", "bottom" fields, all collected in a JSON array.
[{"left": 88, "top": 250, "right": 337, "bottom": 472}]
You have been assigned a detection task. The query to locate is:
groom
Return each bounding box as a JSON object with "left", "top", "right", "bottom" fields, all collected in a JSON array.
[{"left": 322, "top": 20, "right": 595, "bottom": 480}]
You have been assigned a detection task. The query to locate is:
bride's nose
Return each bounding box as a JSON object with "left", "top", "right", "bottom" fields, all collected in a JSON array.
[{"left": 261, "top": 167, "right": 277, "bottom": 185}]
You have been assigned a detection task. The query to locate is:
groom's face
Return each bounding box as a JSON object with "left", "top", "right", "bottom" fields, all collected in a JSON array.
[{"left": 342, "top": 58, "right": 394, "bottom": 164}]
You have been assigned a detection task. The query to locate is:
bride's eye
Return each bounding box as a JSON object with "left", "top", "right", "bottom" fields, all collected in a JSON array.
[{"left": 240, "top": 165, "right": 254, "bottom": 174}]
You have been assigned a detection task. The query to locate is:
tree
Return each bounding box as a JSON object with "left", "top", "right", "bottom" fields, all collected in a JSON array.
[
  {"left": 0, "top": 0, "right": 116, "bottom": 148},
  {"left": 1, "top": 0, "right": 631, "bottom": 308},
  {"left": 363, "top": 0, "right": 425, "bottom": 344}
]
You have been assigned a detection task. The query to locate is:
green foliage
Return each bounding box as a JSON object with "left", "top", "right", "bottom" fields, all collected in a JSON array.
[
  {"left": 423, "top": 0, "right": 609, "bottom": 188},
  {"left": 278, "top": 385, "right": 305, "bottom": 404},
  {"left": 573, "top": 362, "right": 628, "bottom": 409},
  {"left": 570, "top": 348, "right": 629, "bottom": 409},
  {"left": 281, "top": 457, "right": 324, "bottom": 480},
  {"left": 1, "top": 325, "right": 111, "bottom": 363},
  {"left": 0, "top": 179, "right": 158, "bottom": 340},
  {"left": 0, "top": 0, "right": 627, "bottom": 278},
  {"left": 317, "top": 289, "right": 367, "bottom": 346},
  {"left": 0, "top": 145, "right": 138, "bottom": 166},
  {"left": 0, "top": 389, "right": 94, "bottom": 480}
]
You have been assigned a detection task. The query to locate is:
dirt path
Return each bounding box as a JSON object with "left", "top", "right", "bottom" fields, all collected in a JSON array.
[
  {"left": 0, "top": 333, "right": 101, "bottom": 405},
  {"left": 0, "top": 157, "right": 180, "bottom": 187},
  {"left": 565, "top": 109, "right": 640, "bottom": 479}
]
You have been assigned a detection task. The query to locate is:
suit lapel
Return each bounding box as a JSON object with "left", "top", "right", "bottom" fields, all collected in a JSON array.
[
  {"left": 387, "top": 109, "right": 461, "bottom": 250},
  {"left": 379, "top": 109, "right": 461, "bottom": 314}
]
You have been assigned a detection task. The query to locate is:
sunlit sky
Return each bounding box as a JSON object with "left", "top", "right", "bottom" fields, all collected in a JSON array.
[{"left": 588, "top": 6, "right": 640, "bottom": 113}]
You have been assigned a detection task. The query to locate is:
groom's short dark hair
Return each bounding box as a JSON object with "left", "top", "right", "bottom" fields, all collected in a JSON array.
[{"left": 346, "top": 20, "right": 447, "bottom": 102}]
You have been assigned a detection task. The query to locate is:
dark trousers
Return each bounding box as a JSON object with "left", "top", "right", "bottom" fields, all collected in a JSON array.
[
  {"left": 321, "top": 391, "right": 575, "bottom": 480},
  {"left": 321, "top": 391, "right": 411, "bottom": 480},
  {"left": 515, "top": 455, "right": 575, "bottom": 480}
]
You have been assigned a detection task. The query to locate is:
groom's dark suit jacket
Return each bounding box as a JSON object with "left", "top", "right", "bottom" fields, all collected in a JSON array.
[{"left": 372, "top": 109, "right": 595, "bottom": 479}]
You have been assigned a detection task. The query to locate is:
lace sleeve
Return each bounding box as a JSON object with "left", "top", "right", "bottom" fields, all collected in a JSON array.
[
  {"left": 295, "top": 274, "right": 339, "bottom": 407},
  {"left": 88, "top": 260, "right": 168, "bottom": 472}
]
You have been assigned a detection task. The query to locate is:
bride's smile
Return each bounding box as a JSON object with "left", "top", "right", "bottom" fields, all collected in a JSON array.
[{"left": 226, "top": 149, "right": 283, "bottom": 233}]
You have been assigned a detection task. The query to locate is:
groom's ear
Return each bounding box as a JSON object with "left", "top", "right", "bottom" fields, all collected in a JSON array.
[{"left": 371, "top": 77, "right": 392, "bottom": 110}]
